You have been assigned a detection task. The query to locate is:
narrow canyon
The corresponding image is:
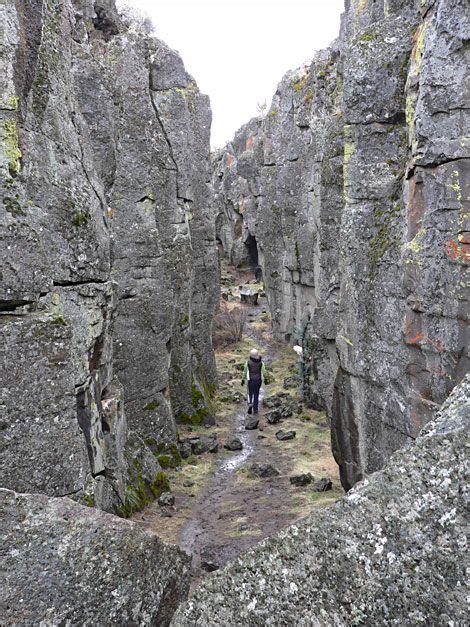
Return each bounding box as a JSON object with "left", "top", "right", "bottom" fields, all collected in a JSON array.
[{"left": 1, "top": 0, "right": 468, "bottom": 624}]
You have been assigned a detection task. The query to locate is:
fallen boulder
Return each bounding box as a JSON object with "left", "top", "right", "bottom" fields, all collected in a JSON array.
[
  {"left": 245, "top": 418, "right": 259, "bottom": 430},
  {"left": 249, "top": 463, "right": 280, "bottom": 478},
  {"left": 158, "top": 491, "right": 175, "bottom": 507},
  {"left": 240, "top": 287, "right": 259, "bottom": 305},
  {"left": 224, "top": 438, "right": 243, "bottom": 451},
  {"left": 312, "top": 477, "right": 332, "bottom": 492},
  {"left": 275, "top": 430, "right": 296, "bottom": 441},
  {"left": 290, "top": 473, "right": 314, "bottom": 487},
  {"left": 266, "top": 409, "right": 283, "bottom": 424},
  {"left": 1, "top": 489, "right": 190, "bottom": 626},
  {"left": 190, "top": 434, "right": 218, "bottom": 455}
]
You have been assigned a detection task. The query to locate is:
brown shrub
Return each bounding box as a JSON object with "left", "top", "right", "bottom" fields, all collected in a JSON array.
[{"left": 213, "top": 302, "right": 247, "bottom": 347}]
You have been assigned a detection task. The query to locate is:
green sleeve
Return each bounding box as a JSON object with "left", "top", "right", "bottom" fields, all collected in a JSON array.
[
  {"left": 242, "top": 361, "right": 248, "bottom": 381},
  {"left": 262, "top": 362, "right": 267, "bottom": 381}
]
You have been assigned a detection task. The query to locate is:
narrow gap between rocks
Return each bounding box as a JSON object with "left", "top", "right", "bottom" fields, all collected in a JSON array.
[{"left": 133, "top": 258, "right": 343, "bottom": 586}]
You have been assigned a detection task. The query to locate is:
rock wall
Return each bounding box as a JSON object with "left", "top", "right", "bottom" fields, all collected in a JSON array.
[
  {"left": 173, "top": 374, "right": 469, "bottom": 625},
  {"left": 212, "top": 0, "right": 469, "bottom": 490},
  {"left": 0, "top": 0, "right": 218, "bottom": 512}
]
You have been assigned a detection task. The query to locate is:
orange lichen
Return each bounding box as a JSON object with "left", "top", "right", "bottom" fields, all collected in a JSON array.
[{"left": 444, "top": 239, "right": 470, "bottom": 264}]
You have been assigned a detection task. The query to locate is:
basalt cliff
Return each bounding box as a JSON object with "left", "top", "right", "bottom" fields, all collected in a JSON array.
[
  {"left": 213, "top": 0, "right": 469, "bottom": 490},
  {"left": 1, "top": 0, "right": 218, "bottom": 514}
]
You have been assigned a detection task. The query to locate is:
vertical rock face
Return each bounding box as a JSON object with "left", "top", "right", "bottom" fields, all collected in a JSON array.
[
  {"left": 212, "top": 0, "right": 469, "bottom": 490},
  {"left": 0, "top": 0, "right": 218, "bottom": 511}
]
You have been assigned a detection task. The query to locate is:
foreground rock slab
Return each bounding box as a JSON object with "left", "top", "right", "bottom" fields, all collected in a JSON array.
[
  {"left": 1, "top": 490, "right": 190, "bottom": 626},
  {"left": 173, "top": 376, "right": 469, "bottom": 625}
]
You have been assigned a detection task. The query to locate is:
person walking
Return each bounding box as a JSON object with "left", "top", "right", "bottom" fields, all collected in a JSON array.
[{"left": 241, "top": 348, "right": 268, "bottom": 414}]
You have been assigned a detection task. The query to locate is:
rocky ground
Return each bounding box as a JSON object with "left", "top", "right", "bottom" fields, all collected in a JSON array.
[{"left": 133, "top": 264, "right": 342, "bottom": 584}]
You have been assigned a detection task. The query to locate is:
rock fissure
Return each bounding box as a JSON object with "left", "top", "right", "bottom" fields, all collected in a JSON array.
[{"left": 0, "top": 0, "right": 468, "bottom": 623}]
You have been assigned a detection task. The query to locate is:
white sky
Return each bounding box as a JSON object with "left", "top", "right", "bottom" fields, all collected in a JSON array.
[{"left": 125, "top": 0, "right": 345, "bottom": 148}]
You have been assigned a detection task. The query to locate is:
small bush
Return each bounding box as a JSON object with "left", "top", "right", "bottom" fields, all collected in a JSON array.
[{"left": 213, "top": 302, "right": 247, "bottom": 348}]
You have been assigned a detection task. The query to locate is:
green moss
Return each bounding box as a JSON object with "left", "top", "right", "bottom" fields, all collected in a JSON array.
[
  {"left": 271, "top": 204, "right": 281, "bottom": 214},
  {"left": 268, "top": 109, "right": 278, "bottom": 118},
  {"left": 73, "top": 210, "right": 90, "bottom": 227},
  {"left": 358, "top": 31, "right": 378, "bottom": 43},
  {"left": 369, "top": 204, "right": 402, "bottom": 278},
  {"left": 291, "top": 73, "right": 309, "bottom": 92},
  {"left": 158, "top": 455, "right": 174, "bottom": 469},
  {"left": 304, "top": 90, "right": 314, "bottom": 104},
  {"left": 143, "top": 400, "right": 160, "bottom": 411},
  {"left": 294, "top": 241, "right": 300, "bottom": 262},
  {"left": 2, "top": 119, "right": 22, "bottom": 175},
  {"left": 178, "top": 407, "right": 209, "bottom": 426},
  {"left": 6, "top": 95, "right": 19, "bottom": 110},
  {"left": 144, "top": 437, "right": 157, "bottom": 447},
  {"left": 53, "top": 315, "right": 67, "bottom": 326},
  {"left": 191, "top": 382, "right": 204, "bottom": 406},
  {"left": 83, "top": 494, "right": 94, "bottom": 507},
  {"left": 150, "top": 471, "right": 170, "bottom": 497},
  {"left": 180, "top": 313, "right": 189, "bottom": 326}
]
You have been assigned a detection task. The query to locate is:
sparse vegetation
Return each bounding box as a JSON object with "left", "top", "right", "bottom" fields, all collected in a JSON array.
[{"left": 213, "top": 302, "right": 248, "bottom": 347}]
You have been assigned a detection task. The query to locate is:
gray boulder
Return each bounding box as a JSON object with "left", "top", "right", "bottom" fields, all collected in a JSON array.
[
  {"left": 1, "top": 489, "right": 190, "bottom": 626},
  {"left": 249, "top": 463, "right": 280, "bottom": 478},
  {"left": 312, "top": 477, "right": 332, "bottom": 492},
  {"left": 158, "top": 492, "right": 175, "bottom": 507},
  {"left": 224, "top": 438, "right": 243, "bottom": 451},
  {"left": 275, "top": 430, "right": 296, "bottom": 441},
  {"left": 191, "top": 434, "right": 218, "bottom": 455},
  {"left": 173, "top": 375, "right": 469, "bottom": 625},
  {"left": 289, "top": 473, "right": 314, "bottom": 487}
]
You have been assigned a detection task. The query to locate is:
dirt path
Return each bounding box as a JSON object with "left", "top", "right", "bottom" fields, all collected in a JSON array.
[
  {"left": 178, "top": 322, "right": 301, "bottom": 580},
  {"left": 134, "top": 270, "right": 342, "bottom": 585}
]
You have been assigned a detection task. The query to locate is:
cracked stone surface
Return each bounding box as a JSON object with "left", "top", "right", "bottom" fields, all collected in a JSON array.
[
  {"left": 1, "top": 488, "right": 191, "bottom": 626},
  {"left": 0, "top": 0, "right": 218, "bottom": 511},
  {"left": 173, "top": 374, "right": 469, "bottom": 626},
  {"left": 212, "top": 0, "right": 469, "bottom": 490}
]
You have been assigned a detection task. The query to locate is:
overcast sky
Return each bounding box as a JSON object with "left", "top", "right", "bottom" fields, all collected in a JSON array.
[{"left": 123, "top": 0, "right": 344, "bottom": 148}]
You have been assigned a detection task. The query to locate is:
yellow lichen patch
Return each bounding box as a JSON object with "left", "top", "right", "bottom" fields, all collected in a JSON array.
[
  {"left": 406, "top": 21, "right": 430, "bottom": 151},
  {"left": 354, "top": 0, "right": 368, "bottom": 15},
  {"left": 343, "top": 128, "right": 356, "bottom": 204},
  {"left": 1, "top": 118, "right": 22, "bottom": 175},
  {"left": 0, "top": 95, "right": 19, "bottom": 111},
  {"left": 404, "top": 227, "right": 426, "bottom": 266},
  {"left": 448, "top": 169, "right": 462, "bottom": 202}
]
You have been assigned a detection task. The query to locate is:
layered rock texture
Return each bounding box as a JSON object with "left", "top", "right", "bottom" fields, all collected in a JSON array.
[
  {"left": 213, "top": 0, "right": 469, "bottom": 489},
  {"left": 173, "top": 374, "right": 469, "bottom": 625},
  {"left": 0, "top": 0, "right": 218, "bottom": 512},
  {"left": 1, "top": 488, "right": 191, "bottom": 625}
]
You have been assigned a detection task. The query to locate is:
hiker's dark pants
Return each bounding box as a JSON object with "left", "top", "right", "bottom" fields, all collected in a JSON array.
[{"left": 248, "top": 379, "right": 262, "bottom": 413}]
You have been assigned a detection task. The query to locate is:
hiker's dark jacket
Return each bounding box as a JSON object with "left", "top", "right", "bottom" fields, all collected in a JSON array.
[{"left": 242, "top": 356, "right": 267, "bottom": 383}]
